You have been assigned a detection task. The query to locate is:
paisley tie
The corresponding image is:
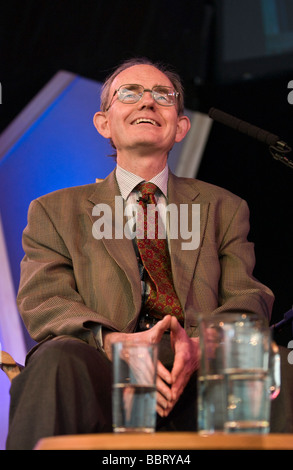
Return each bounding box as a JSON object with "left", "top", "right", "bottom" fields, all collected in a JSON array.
[{"left": 136, "top": 182, "right": 183, "bottom": 323}]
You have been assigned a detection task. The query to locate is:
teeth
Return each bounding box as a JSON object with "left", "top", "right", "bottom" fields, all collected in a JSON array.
[{"left": 133, "top": 118, "right": 159, "bottom": 126}]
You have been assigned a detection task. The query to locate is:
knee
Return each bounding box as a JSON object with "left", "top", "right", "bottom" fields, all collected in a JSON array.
[
  {"left": 29, "top": 336, "right": 90, "bottom": 364},
  {"left": 28, "top": 336, "right": 111, "bottom": 380}
]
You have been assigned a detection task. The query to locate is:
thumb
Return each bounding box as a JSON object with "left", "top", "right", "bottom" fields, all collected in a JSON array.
[
  {"left": 169, "top": 316, "right": 185, "bottom": 348},
  {"left": 150, "top": 315, "right": 171, "bottom": 343}
]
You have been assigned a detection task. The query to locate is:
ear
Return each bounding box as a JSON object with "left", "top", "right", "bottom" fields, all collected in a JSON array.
[
  {"left": 175, "top": 115, "right": 191, "bottom": 143},
  {"left": 93, "top": 112, "right": 111, "bottom": 138}
]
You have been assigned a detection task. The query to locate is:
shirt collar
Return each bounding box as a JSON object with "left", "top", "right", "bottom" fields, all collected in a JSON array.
[{"left": 115, "top": 164, "right": 169, "bottom": 200}]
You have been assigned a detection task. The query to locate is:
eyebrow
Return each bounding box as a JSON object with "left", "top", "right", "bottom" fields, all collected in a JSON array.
[{"left": 116, "top": 82, "right": 173, "bottom": 89}]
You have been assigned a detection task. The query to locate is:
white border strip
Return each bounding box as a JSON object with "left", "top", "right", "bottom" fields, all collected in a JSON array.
[{"left": 0, "top": 213, "right": 26, "bottom": 363}]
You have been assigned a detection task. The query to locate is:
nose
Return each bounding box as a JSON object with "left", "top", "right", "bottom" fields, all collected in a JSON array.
[{"left": 138, "top": 89, "right": 156, "bottom": 108}]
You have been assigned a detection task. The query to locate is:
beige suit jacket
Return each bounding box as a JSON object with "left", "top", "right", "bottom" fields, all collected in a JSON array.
[{"left": 17, "top": 169, "right": 274, "bottom": 346}]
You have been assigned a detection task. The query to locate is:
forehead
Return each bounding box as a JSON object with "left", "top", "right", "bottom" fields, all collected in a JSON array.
[{"left": 111, "top": 64, "right": 173, "bottom": 91}]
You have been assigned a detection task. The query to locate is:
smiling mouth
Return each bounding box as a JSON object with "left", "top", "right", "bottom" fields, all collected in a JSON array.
[{"left": 131, "top": 118, "right": 160, "bottom": 127}]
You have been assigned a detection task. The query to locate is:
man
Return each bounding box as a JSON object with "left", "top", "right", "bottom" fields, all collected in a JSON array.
[{"left": 6, "top": 58, "right": 274, "bottom": 449}]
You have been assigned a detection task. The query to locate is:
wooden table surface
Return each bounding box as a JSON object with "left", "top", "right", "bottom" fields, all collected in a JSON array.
[{"left": 34, "top": 432, "right": 293, "bottom": 450}]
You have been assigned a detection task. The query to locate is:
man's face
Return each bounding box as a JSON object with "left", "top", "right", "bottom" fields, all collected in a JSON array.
[{"left": 98, "top": 65, "right": 189, "bottom": 158}]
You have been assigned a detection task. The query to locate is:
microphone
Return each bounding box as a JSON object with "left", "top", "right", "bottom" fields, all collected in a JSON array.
[
  {"left": 270, "top": 307, "right": 293, "bottom": 339},
  {"left": 208, "top": 107, "right": 292, "bottom": 169},
  {"left": 209, "top": 107, "right": 285, "bottom": 147}
]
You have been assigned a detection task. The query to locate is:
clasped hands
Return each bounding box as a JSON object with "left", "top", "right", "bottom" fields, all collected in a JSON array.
[{"left": 103, "top": 315, "right": 200, "bottom": 418}]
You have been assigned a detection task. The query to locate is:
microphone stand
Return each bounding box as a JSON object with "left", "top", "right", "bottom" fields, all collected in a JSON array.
[{"left": 269, "top": 142, "right": 293, "bottom": 169}]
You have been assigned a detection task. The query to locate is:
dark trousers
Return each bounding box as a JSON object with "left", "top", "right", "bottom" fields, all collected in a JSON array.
[{"left": 6, "top": 335, "right": 197, "bottom": 450}]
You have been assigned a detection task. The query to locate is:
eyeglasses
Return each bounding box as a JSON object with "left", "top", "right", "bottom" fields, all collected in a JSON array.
[{"left": 106, "top": 84, "right": 179, "bottom": 111}]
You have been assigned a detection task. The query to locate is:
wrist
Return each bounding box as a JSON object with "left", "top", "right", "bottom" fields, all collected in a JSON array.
[{"left": 102, "top": 330, "right": 131, "bottom": 359}]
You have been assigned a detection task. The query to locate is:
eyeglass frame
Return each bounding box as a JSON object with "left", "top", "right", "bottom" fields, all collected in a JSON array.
[{"left": 105, "top": 83, "right": 180, "bottom": 111}]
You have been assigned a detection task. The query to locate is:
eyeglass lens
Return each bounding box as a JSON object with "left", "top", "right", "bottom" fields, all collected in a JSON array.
[{"left": 118, "top": 84, "right": 177, "bottom": 106}]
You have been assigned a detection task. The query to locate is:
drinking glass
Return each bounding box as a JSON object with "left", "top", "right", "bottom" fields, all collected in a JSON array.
[
  {"left": 112, "top": 341, "right": 158, "bottom": 433},
  {"left": 198, "top": 313, "right": 280, "bottom": 434}
]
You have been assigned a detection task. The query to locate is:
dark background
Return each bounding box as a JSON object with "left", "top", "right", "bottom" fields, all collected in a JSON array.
[{"left": 0, "top": 0, "right": 292, "bottom": 340}]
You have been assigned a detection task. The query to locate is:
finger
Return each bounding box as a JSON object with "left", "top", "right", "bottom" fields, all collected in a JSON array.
[
  {"left": 171, "top": 348, "right": 194, "bottom": 401},
  {"left": 170, "top": 315, "right": 184, "bottom": 339},
  {"left": 156, "top": 373, "right": 172, "bottom": 402},
  {"left": 157, "top": 360, "right": 172, "bottom": 385},
  {"left": 156, "top": 402, "right": 174, "bottom": 418},
  {"left": 156, "top": 388, "right": 175, "bottom": 418},
  {"left": 171, "top": 353, "right": 186, "bottom": 383},
  {"left": 156, "top": 403, "right": 170, "bottom": 417},
  {"left": 150, "top": 315, "right": 172, "bottom": 343},
  {"left": 156, "top": 362, "right": 174, "bottom": 417},
  {"left": 156, "top": 388, "right": 171, "bottom": 416},
  {"left": 171, "top": 375, "right": 186, "bottom": 402}
]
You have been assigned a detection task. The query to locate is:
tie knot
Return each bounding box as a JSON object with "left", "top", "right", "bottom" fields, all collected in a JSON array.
[{"left": 137, "top": 182, "right": 157, "bottom": 198}]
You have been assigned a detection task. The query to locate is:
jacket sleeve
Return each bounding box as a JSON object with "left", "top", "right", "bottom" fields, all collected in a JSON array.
[
  {"left": 216, "top": 198, "right": 274, "bottom": 321},
  {"left": 17, "top": 199, "right": 106, "bottom": 347}
]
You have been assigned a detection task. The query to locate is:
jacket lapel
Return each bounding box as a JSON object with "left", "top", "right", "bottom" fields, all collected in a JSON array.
[
  {"left": 86, "top": 170, "right": 142, "bottom": 313},
  {"left": 168, "top": 172, "right": 209, "bottom": 310}
]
